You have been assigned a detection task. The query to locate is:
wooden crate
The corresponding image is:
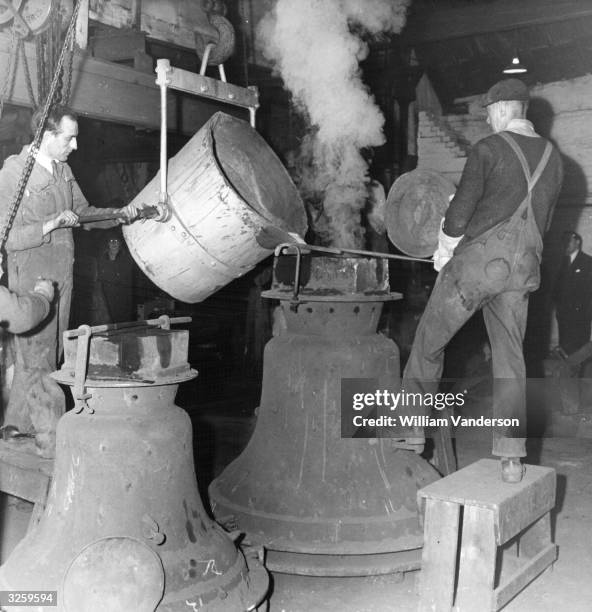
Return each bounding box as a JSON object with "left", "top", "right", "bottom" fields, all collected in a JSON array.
[
  {"left": 0, "top": 441, "right": 53, "bottom": 532},
  {"left": 417, "top": 458, "right": 557, "bottom": 612}
]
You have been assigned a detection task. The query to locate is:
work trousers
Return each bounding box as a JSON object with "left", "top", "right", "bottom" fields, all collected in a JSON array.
[
  {"left": 4, "top": 244, "right": 72, "bottom": 437},
  {"left": 403, "top": 198, "right": 542, "bottom": 458}
]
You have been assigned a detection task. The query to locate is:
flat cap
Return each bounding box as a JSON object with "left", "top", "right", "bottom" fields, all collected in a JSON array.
[{"left": 483, "top": 78, "right": 529, "bottom": 107}]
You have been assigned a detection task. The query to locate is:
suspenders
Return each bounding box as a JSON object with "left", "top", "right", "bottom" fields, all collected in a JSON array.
[{"left": 498, "top": 131, "right": 553, "bottom": 195}]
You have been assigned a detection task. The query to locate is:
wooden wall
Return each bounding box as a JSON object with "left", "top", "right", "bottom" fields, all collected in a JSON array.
[{"left": 89, "top": 0, "right": 210, "bottom": 49}]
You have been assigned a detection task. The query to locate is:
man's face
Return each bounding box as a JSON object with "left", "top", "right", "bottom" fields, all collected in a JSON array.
[
  {"left": 108, "top": 238, "right": 121, "bottom": 257},
  {"left": 44, "top": 116, "right": 78, "bottom": 162},
  {"left": 566, "top": 235, "right": 580, "bottom": 256}
]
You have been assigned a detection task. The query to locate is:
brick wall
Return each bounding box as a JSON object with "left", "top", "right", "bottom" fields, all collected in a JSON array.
[{"left": 416, "top": 111, "right": 472, "bottom": 183}]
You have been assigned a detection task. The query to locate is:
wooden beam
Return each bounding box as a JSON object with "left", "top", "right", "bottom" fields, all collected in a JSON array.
[
  {"left": 75, "top": 0, "right": 89, "bottom": 50},
  {"left": 166, "top": 64, "right": 259, "bottom": 114},
  {"left": 405, "top": 0, "right": 592, "bottom": 43},
  {"left": 0, "top": 33, "right": 246, "bottom": 136}
]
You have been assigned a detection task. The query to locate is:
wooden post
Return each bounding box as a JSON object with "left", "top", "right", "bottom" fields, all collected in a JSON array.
[
  {"left": 418, "top": 499, "right": 461, "bottom": 612},
  {"left": 75, "top": 0, "right": 89, "bottom": 51},
  {"left": 456, "top": 505, "right": 497, "bottom": 610}
]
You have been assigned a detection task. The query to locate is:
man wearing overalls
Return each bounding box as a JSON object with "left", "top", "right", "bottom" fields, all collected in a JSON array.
[{"left": 401, "top": 79, "right": 564, "bottom": 482}]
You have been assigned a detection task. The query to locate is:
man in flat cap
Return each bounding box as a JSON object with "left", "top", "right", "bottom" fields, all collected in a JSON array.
[{"left": 399, "top": 78, "right": 563, "bottom": 482}]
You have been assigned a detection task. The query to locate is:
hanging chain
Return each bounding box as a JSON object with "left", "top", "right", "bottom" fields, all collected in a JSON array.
[
  {"left": 52, "top": 9, "right": 63, "bottom": 104},
  {"left": 18, "top": 38, "right": 37, "bottom": 108},
  {"left": 35, "top": 35, "right": 44, "bottom": 105},
  {"left": 0, "top": 0, "right": 83, "bottom": 249},
  {"left": 0, "top": 26, "right": 19, "bottom": 120},
  {"left": 62, "top": 29, "right": 75, "bottom": 105}
]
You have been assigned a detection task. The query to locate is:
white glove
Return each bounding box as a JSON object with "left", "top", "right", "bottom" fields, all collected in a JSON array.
[
  {"left": 288, "top": 232, "right": 306, "bottom": 244},
  {"left": 33, "top": 279, "right": 55, "bottom": 302},
  {"left": 433, "top": 219, "right": 463, "bottom": 272}
]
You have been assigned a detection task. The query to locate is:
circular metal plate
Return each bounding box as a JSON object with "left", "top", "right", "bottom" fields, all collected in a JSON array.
[
  {"left": 63, "top": 537, "right": 165, "bottom": 612},
  {"left": 385, "top": 169, "right": 456, "bottom": 258},
  {"left": 50, "top": 368, "right": 198, "bottom": 387}
]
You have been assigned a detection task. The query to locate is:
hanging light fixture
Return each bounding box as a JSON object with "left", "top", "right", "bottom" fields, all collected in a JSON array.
[{"left": 503, "top": 54, "right": 527, "bottom": 74}]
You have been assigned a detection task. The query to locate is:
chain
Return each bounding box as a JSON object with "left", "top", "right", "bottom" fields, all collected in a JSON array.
[
  {"left": 18, "top": 38, "right": 37, "bottom": 108},
  {"left": 62, "top": 30, "right": 75, "bottom": 105},
  {"left": 0, "top": 0, "right": 84, "bottom": 249},
  {"left": 0, "top": 27, "right": 19, "bottom": 120},
  {"left": 35, "top": 35, "right": 44, "bottom": 105},
  {"left": 53, "top": 10, "right": 64, "bottom": 104}
]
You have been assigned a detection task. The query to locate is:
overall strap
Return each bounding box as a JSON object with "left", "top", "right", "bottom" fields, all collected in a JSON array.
[
  {"left": 529, "top": 142, "right": 553, "bottom": 189},
  {"left": 498, "top": 131, "right": 553, "bottom": 192}
]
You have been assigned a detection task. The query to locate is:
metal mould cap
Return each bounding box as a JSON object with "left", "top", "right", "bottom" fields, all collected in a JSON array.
[
  {"left": 263, "top": 253, "right": 401, "bottom": 303},
  {"left": 52, "top": 320, "right": 197, "bottom": 389}
]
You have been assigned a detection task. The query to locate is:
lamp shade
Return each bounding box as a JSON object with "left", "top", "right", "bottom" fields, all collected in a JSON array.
[{"left": 503, "top": 56, "right": 527, "bottom": 74}]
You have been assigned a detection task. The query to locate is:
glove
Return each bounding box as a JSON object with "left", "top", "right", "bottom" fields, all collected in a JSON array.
[
  {"left": 33, "top": 279, "right": 55, "bottom": 302},
  {"left": 288, "top": 231, "right": 306, "bottom": 244},
  {"left": 433, "top": 219, "right": 463, "bottom": 272}
]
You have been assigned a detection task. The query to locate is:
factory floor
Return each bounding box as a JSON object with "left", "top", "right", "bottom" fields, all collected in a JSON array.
[
  {"left": 186, "top": 376, "right": 592, "bottom": 612},
  {"left": 1, "top": 378, "right": 591, "bottom": 612}
]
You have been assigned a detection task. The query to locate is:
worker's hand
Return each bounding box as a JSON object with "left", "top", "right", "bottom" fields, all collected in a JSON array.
[
  {"left": 152, "top": 201, "right": 171, "bottom": 222},
  {"left": 43, "top": 210, "right": 79, "bottom": 235},
  {"left": 33, "top": 278, "right": 55, "bottom": 302},
  {"left": 119, "top": 202, "right": 143, "bottom": 223},
  {"left": 129, "top": 201, "right": 171, "bottom": 223},
  {"left": 433, "top": 219, "right": 463, "bottom": 272}
]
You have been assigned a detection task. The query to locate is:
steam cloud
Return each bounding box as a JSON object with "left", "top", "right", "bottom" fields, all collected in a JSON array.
[{"left": 258, "top": 0, "right": 410, "bottom": 248}]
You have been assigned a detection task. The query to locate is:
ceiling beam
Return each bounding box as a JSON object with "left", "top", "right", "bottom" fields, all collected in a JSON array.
[
  {"left": 405, "top": 0, "right": 592, "bottom": 44},
  {"left": 0, "top": 33, "right": 245, "bottom": 136}
]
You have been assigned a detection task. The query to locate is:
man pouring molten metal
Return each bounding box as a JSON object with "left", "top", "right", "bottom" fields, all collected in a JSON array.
[{"left": 399, "top": 79, "right": 563, "bottom": 482}]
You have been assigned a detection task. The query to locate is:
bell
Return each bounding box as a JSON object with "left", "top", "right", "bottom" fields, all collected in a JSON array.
[
  {"left": 209, "top": 254, "right": 440, "bottom": 576},
  {"left": 0, "top": 318, "right": 268, "bottom": 611}
]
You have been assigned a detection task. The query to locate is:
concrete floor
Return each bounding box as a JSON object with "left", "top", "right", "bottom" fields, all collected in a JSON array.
[
  {"left": 190, "top": 381, "right": 592, "bottom": 612},
  {"left": 1, "top": 379, "right": 591, "bottom": 612}
]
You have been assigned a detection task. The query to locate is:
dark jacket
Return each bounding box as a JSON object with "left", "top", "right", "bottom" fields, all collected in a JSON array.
[
  {"left": 555, "top": 250, "right": 592, "bottom": 319},
  {"left": 445, "top": 131, "right": 563, "bottom": 240}
]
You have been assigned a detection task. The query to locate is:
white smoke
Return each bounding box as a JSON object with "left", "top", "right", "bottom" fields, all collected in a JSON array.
[{"left": 257, "top": 0, "right": 410, "bottom": 248}]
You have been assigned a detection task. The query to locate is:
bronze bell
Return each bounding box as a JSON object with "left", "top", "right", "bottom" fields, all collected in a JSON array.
[
  {"left": 0, "top": 317, "right": 268, "bottom": 611},
  {"left": 209, "top": 252, "right": 440, "bottom": 576}
]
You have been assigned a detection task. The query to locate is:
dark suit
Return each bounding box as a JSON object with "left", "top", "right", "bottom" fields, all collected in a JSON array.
[{"left": 555, "top": 250, "right": 592, "bottom": 354}]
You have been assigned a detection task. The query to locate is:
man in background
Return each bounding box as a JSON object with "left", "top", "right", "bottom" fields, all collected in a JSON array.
[{"left": 554, "top": 230, "right": 592, "bottom": 355}]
